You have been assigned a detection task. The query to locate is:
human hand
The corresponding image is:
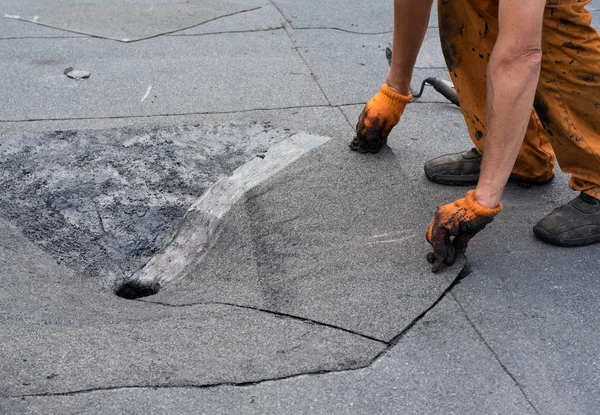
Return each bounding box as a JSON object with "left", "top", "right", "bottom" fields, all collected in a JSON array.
[
  {"left": 426, "top": 190, "right": 503, "bottom": 272},
  {"left": 349, "top": 84, "right": 411, "bottom": 153}
]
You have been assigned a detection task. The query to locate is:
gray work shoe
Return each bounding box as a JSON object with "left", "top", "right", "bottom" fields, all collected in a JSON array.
[
  {"left": 424, "top": 148, "right": 554, "bottom": 186},
  {"left": 533, "top": 192, "right": 600, "bottom": 247}
]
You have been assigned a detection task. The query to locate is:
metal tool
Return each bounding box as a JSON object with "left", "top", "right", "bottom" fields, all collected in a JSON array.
[{"left": 385, "top": 47, "right": 460, "bottom": 107}]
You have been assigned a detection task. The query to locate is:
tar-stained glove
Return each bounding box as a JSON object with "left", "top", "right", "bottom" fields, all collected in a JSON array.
[
  {"left": 426, "top": 190, "right": 503, "bottom": 272},
  {"left": 349, "top": 84, "right": 411, "bottom": 153}
]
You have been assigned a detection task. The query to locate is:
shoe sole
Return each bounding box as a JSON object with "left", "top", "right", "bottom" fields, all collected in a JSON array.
[
  {"left": 532, "top": 225, "right": 600, "bottom": 247},
  {"left": 424, "top": 166, "right": 479, "bottom": 186},
  {"left": 424, "top": 166, "right": 554, "bottom": 187}
]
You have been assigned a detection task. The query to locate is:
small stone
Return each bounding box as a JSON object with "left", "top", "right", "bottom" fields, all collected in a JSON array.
[{"left": 64, "top": 67, "right": 91, "bottom": 80}]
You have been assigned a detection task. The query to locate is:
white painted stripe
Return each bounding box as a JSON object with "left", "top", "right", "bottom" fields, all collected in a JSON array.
[
  {"left": 370, "top": 233, "right": 389, "bottom": 239},
  {"left": 140, "top": 85, "right": 152, "bottom": 103},
  {"left": 130, "top": 132, "right": 330, "bottom": 288},
  {"left": 369, "top": 237, "right": 413, "bottom": 244}
]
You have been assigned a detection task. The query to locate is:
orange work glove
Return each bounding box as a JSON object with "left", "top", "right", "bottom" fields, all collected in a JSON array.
[
  {"left": 349, "top": 84, "right": 412, "bottom": 153},
  {"left": 426, "top": 190, "right": 503, "bottom": 272}
]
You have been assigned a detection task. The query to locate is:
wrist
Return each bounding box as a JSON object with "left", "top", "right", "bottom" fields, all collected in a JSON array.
[
  {"left": 386, "top": 75, "right": 411, "bottom": 96},
  {"left": 378, "top": 84, "right": 412, "bottom": 111},
  {"left": 473, "top": 188, "right": 502, "bottom": 210}
]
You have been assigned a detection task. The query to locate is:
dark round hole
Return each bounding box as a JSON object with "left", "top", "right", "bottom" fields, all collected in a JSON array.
[{"left": 114, "top": 280, "right": 160, "bottom": 299}]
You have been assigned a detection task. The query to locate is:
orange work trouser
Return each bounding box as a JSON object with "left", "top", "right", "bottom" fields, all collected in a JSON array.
[{"left": 438, "top": 0, "right": 600, "bottom": 199}]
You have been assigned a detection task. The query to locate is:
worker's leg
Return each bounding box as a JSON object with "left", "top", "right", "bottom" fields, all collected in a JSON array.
[
  {"left": 531, "top": 0, "right": 600, "bottom": 246},
  {"left": 534, "top": 0, "right": 600, "bottom": 199},
  {"left": 436, "top": 0, "right": 555, "bottom": 181}
]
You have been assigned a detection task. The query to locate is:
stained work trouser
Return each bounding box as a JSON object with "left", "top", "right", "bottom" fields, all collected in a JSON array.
[{"left": 438, "top": 0, "right": 600, "bottom": 199}]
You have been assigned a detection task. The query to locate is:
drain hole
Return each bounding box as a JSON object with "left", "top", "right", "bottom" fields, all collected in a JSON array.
[{"left": 115, "top": 280, "right": 160, "bottom": 299}]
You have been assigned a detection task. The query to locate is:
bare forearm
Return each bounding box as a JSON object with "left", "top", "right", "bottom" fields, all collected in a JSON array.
[
  {"left": 475, "top": 46, "right": 542, "bottom": 208},
  {"left": 386, "top": 0, "right": 434, "bottom": 95}
]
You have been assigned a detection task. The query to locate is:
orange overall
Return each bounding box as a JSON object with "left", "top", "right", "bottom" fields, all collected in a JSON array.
[{"left": 438, "top": 0, "right": 600, "bottom": 199}]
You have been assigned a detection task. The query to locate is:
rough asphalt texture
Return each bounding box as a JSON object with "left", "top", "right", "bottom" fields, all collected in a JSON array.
[
  {"left": 0, "top": 123, "right": 290, "bottom": 285},
  {"left": 1, "top": 1, "right": 600, "bottom": 414}
]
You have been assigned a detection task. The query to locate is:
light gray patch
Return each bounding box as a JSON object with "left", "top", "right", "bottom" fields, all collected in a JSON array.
[
  {"left": 10, "top": 1, "right": 258, "bottom": 42},
  {"left": 0, "top": 123, "right": 292, "bottom": 285}
]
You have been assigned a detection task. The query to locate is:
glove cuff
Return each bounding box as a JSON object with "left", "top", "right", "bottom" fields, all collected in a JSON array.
[
  {"left": 380, "top": 84, "right": 412, "bottom": 110},
  {"left": 464, "top": 190, "right": 503, "bottom": 217}
]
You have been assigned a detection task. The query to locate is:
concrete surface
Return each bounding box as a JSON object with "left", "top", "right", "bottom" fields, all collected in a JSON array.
[
  {"left": 1, "top": 1, "right": 599, "bottom": 414},
  {"left": 6, "top": 1, "right": 257, "bottom": 42},
  {"left": 0, "top": 217, "right": 384, "bottom": 398},
  {"left": 0, "top": 31, "right": 325, "bottom": 121},
  {"left": 6, "top": 297, "right": 537, "bottom": 415},
  {"left": 288, "top": 28, "right": 445, "bottom": 107}
]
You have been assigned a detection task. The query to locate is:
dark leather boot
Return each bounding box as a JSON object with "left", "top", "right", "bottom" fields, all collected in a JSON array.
[
  {"left": 533, "top": 192, "right": 600, "bottom": 246},
  {"left": 424, "top": 148, "right": 554, "bottom": 186}
]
